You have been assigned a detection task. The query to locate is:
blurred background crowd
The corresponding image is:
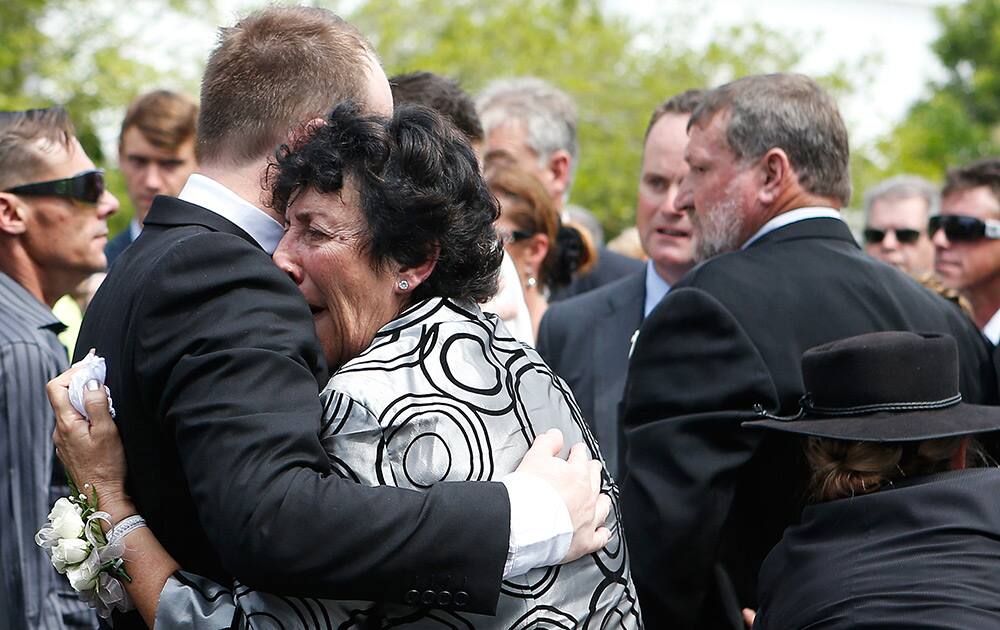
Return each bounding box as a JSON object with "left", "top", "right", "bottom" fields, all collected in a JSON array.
[{"left": 4, "top": 1, "right": 1000, "bottom": 629}]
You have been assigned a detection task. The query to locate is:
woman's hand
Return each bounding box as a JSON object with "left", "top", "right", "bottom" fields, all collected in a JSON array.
[
  {"left": 49, "top": 365, "right": 182, "bottom": 628},
  {"left": 46, "top": 364, "right": 133, "bottom": 523}
]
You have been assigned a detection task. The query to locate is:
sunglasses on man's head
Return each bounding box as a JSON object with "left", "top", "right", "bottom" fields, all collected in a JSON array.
[
  {"left": 4, "top": 169, "right": 106, "bottom": 205},
  {"left": 928, "top": 214, "right": 1000, "bottom": 242},
  {"left": 862, "top": 227, "right": 922, "bottom": 245}
]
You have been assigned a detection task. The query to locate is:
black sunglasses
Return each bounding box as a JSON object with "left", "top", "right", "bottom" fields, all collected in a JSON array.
[
  {"left": 928, "top": 214, "right": 1000, "bottom": 242},
  {"left": 4, "top": 169, "right": 105, "bottom": 205},
  {"left": 498, "top": 228, "right": 534, "bottom": 245},
  {"left": 863, "top": 227, "right": 922, "bottom": 245}
]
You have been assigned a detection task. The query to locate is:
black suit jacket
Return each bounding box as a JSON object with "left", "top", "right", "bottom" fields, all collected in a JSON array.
[
  {"left": 621, "top": 217, "right": 999, "bottom": 630},
  {"left": 536, "top": 270, "right": 645, "bottom": 478},
  {"left": 993, "top": 341, "right": 1000, "bottom": 393},
  {"left": 550, "top": 247, "right": 643, "bottom": 302},
  {"left": 77, "top": 196, "right": 510, "bottom": 628},
  {"left": 755, "top": 468, "right": 1000, "bottom": 629},
  {"left": 103, "top": 229, "right": 133, "bottom": 268}
]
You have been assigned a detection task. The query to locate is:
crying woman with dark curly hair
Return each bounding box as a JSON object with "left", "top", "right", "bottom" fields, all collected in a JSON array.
[{"left": 257, "top": 101, "right": 642, "bottom": 627}]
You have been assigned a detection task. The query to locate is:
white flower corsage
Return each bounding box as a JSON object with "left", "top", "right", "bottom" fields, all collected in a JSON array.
[{"left": 35, "top": 483, "right": 132, "bottom": 617}]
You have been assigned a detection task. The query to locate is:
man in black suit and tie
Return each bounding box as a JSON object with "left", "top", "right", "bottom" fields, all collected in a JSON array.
[
  {"left": 621, "top": 73, "right": 1000, "bottom": 629},
  {"left": 536, "top": 90, "right": 703, "bottom": 478},
  {"left": 74, "top": 8, "right": 608, "bottom": 629}
]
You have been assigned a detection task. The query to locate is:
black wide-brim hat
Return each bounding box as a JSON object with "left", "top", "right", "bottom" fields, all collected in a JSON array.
[{"left": 743, "top": 331, "right": 1000, "bottom": 442}]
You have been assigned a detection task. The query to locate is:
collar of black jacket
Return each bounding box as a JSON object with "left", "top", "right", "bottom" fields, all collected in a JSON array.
[{"left": 141, "top": 196, "right": 259, "bottom": 249}]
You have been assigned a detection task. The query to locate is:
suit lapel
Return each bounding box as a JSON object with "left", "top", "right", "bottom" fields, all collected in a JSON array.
[{"left": 592, "top": 272, "right": 646, "bottom": 428}]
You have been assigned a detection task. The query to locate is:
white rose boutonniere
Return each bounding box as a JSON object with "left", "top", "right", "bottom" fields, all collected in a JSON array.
[
  {"left": 66, "top": 549, "right": 102, "bottom": 592},
  {"left": 52, "top": 538, "right": 91, "bottom": 573},
  {"left": 36, "top": 483, "right": 133, "bottom": 618},
  {"left": 37, "top": 354, "right": 132, "bottom": 618},
  {"left": 49, "top": 499, "right": 86, "bottom": 540}
]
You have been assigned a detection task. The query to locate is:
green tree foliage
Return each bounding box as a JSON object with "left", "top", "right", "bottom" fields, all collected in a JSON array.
[
  {"left": 349, "top": 0, "right": 863, "bottom": 234},
  {"left": 880, "top": 0, "right": 1000, "bottom": 182},
  {"left": 1, "top": 0, "right": 209, "bottom": 234},
  {"left": 5, "top": 0, "right": 868, "bottom": 236}
]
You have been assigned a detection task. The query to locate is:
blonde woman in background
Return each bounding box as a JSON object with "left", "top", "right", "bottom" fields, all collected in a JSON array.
[
  {"left": 487, "top": 161, "right": 595, "bottom": 339},
  {"left": 745, "top": 331, "right": 1000, "bottom": 629}
]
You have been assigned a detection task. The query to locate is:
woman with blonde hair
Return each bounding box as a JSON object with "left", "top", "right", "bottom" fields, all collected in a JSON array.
[
  {"left": 744, "top": 331, "right": 1000, "bottom": 629},
  {"left": 486, "top": 160, "right": 595, "bottom": 339}
]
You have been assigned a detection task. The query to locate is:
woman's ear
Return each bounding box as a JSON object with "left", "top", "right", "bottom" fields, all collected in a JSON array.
[
  {"left": 395, "top": 245, "right": 440, "bottom": 294},
  {"left": 522, "top": 232, "right": 550, "bottom": 271}
]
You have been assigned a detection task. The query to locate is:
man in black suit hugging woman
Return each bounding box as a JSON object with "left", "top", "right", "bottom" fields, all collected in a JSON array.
[
  {"left": 620, "top": 73, "right": 999, "bottom": 630},
  {"left": 71, "top": 7, "right": 608, "bottom": 629}
]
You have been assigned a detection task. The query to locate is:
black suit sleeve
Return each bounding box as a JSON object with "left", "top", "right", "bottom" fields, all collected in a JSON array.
[
  {"left": 134, "top": 233, "right": 509, "bottom": 612},
  {"left": 621, "top": 287, "right": 778, "bottom": 629}
]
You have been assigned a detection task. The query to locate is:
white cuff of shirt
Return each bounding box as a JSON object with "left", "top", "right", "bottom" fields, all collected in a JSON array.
[{"left": 500, "top": 471, "right": 573, "bottom": 579}]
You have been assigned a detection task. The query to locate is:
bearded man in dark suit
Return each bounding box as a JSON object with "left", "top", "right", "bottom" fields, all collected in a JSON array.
[
  {"left": 73, "top": 7, "right": 607, "bottom": 629},
  {"left": 536, "top": 89, "right": 703, "bottom": 478},
  {"left": 621, "top": 73, "right": 1000, "bottom": 630}
]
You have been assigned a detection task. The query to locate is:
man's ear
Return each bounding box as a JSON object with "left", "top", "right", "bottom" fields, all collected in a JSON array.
[
  {"left": 287, "top": 117, "right": 328, "bottom": 152},
  {"left": 0, "top": 193, "right": 28, "bottom": 236},
  {"left": 395, "top": 245, "right": 440, "bottom": 294},
  {"left": 757, "top": 148, "right": 791, "bottom": 205},
  {"left": 546, "top": 150, "right": 572, "bottom": 200}
]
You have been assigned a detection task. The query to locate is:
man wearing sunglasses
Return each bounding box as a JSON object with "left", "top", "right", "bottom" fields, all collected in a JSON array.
[
  {"left": 0, "top": 107, "right": 118, "bottom": 629},
  {"left": 934, "top": 159, "right": 1000, "bottom": 345},
  {"left": 862, "top": 175, "right": 937, "bottom": 276}
]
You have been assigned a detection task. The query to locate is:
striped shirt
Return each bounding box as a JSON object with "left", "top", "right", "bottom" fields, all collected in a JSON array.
[{"left": 0, "top": 272, "right": 95, "bottom": 629}]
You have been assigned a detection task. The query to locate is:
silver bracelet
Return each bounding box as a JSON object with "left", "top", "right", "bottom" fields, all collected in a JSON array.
[{"left": 108, "top": 515, "right": 147, "bottom": 545}]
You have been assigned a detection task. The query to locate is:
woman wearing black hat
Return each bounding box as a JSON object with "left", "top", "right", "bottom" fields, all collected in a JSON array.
[{"left": 745, "top": 331, "right": 1000, "bottom": 629}]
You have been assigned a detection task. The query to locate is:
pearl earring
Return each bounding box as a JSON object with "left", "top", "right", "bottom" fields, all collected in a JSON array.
[
  {"left": 526, "top": 275, "right": 537, "bottom": 288},
  {"left": 397, "top": 279, "right": 410, "bottom": 291}
]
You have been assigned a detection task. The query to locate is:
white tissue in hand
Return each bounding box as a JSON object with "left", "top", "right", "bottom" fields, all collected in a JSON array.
[{"left": 68, "top": 354, "right": 116, "bottom": 419}]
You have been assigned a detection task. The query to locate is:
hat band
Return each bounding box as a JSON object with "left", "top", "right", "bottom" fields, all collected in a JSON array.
[
  {"left": 752, "top": 393, "right": 963, "bottom": 423},
  {"left": 803, "top": 393, "right": 962, "bottom": 417}
]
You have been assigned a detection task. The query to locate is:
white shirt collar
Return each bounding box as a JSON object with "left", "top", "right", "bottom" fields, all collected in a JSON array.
[
  {"left": 177, "top": 174, "right": 284, "bottom": 254},
  {"left": 643, "top": 260, "right": 673, "bottom": 318},
  {"left": 983, "top": 308, "right": 1000, "bottom": 345},
  {"left": 129, "top": 217, "right": 142, "bottom": 242},
  {"left": 741, "top": 206, "right": 843, "bottom": 250}
]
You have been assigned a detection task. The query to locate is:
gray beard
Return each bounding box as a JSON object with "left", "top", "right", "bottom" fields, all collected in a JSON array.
[{"left": 692, "top": 196, "right": 745, "bottom": 263}]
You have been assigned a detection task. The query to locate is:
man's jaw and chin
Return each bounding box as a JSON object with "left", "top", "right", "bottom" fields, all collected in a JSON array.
[
  {"left": 934, "top": 256, "right": 965, "bottom": 287},
  {"left": 690, "top": 202, "right": 746, "bottom": 263}
]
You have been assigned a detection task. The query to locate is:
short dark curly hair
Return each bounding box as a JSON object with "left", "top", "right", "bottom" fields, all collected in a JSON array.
[{"left": 270, "top": 101, "right": 503, "bottom": 303}]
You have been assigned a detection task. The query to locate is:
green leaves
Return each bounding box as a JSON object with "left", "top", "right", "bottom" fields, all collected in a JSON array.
[
  {"left": 348, "top": 0, "right": 855, "bottom": 235},
  {"left": 1, "top": 0, "right": 204, "bottom": 234},
  {"left": 6, "top": 0, "right": 871, "bottom": 233},
  {"left": 880, "top": 0, "right": 1000, "bottom": 183}
]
